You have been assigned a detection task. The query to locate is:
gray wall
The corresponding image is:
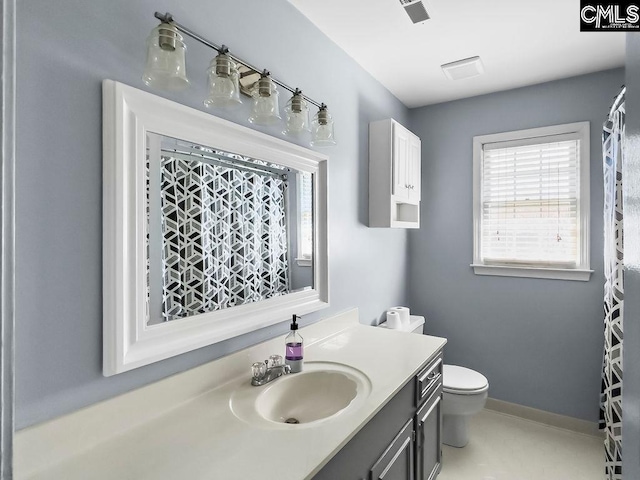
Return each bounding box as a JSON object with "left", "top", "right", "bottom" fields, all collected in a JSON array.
[
  {"left": 407, "top": 69, "right": 624, "bottom": 422},
  {"left": 623, "top": 33, "right": 640, "bottom": 478},
  {"left": 15, "top": 0, "right": 410, "bottom": 429}
]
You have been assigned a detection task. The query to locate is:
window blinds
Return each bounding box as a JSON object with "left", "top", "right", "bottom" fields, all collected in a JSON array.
[
  {"left": 298, "top": 172, "right": 313, "bottom": 259},
  {"left": 481, "top": 138, "right": 580, "bottom": 266}
]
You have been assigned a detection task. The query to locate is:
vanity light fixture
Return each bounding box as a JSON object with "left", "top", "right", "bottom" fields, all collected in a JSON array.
[
  {"left": 248, "top": 70, "right": 281, "bottom": 125},
  {"left": 283, "top": 89, "right": 310, "bottom": 136},
  {"left": 142, "top": 12, "right": 337, "bottom": 147},
  {"left": 310, "top": 104, "right": 336, "bottom": 147},
  {"left": 203, "top": 47, "right": 242, "bottom": 108},
  {"left": 142, "top": 22, "right": 189, "bottom": 91}
]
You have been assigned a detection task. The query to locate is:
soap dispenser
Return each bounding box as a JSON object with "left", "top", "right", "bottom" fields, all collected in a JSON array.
[{"left": 285, "top": 315, "right": 304, "bottom": 373}]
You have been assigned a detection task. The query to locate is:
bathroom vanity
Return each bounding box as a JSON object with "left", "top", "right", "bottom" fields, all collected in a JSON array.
[
  {"left": 14, "top": 309, "right": 446, "bottom": 480},
  {"left": 314, "top": 352, "right": 442, "bottom": 480}
]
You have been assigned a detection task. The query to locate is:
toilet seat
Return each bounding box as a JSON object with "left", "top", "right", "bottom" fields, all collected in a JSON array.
[{"left": 443, "top": 365, "right": 489, "bottom": 395}]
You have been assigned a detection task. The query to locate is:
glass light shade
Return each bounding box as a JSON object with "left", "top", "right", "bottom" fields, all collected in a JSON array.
[
  {"left": 283, "top": 91, "right": 310, "bottom": 136},
  {"left": 142, "top": 23, "right": 189, "bottom": 91},
  {"left": 204, "top": 53, "right": 242, "bottom": 108},
  {"left": 248, "top": 75, "right": 281, "bottom": 125},
  {"left": 311, "top": 106, "right": 336, "bottom": 146}
]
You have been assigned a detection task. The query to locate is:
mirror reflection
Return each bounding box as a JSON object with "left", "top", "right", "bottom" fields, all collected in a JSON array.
[{"left": 146, "top": 133, "right": 314, "bottom": 325}]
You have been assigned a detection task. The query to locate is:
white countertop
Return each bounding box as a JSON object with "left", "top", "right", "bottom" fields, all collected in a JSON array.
[{"left": 15, "top": 309, "right": 446, "bottom": 480}]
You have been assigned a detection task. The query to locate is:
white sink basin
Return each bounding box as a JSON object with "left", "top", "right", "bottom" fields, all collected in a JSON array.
[{"left": 230, "top": 361, "right": 371, "bottom": 428}]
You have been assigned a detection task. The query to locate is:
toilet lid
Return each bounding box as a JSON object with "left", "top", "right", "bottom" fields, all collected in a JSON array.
[{"left": 443, "top": 365, "right": 488, "bottom": 392}]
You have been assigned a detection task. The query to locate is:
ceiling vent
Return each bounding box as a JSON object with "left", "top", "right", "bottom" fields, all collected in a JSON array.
[
  {"left": 399, "top": 0, "right": 430, "bottom": 24},
  {"left": 441, "top": 56, "right": 484, "bottom": 80}
]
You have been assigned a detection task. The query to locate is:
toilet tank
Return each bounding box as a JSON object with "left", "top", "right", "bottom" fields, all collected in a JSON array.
[
  {"left": 408, "top": 315, "right": 425, "bottom": 334},
  {"left": 379, "top": 315, "right": 425, "bottom": 334}
]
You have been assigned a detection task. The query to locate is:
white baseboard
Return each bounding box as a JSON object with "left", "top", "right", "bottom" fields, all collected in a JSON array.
[{"left": 485, "top": 398, "right": 603, "bottom": 438}]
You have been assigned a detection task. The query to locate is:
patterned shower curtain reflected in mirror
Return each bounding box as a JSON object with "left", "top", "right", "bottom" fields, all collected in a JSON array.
[
  {"left": 600, "top": 86, "right": 625, "bottom": 480},
  {"left": 159, "top": 155, "right": 290, "bottom": 321}
]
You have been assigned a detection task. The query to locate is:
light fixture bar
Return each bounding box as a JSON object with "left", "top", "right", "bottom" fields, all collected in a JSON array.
[{"left": 153, "top": 12, "right": 323, "bottom": 109}]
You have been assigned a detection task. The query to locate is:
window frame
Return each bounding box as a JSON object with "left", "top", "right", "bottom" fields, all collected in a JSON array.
[{"left": 471, "top": 122, "right": 593, "bottom": 281}]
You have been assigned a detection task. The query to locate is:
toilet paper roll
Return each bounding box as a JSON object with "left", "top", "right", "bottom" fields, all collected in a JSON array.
[
  {"left": 386, "top": 311, "right": 402, "bottom": 329},
  {"left": 389, "top": 306, "right": 410, "bottom": 329}
]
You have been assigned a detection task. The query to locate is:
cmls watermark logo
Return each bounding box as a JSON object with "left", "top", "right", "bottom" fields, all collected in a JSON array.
[{"left": 580, "top": 1, "right": 640, "bottom": 30}]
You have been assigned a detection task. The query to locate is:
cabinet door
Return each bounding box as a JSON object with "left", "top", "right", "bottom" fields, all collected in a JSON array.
[
  {"left": 392, "top": 123, "right": 421, "bottom": 203},
  {"left": 407, "top": 134, "right": 421, "bottom": 202},
  {"left": 392, "top": 123, "right": 410, "bottom": 200},
  {"left": 370, "top": 419, "right": 415, "bottom": 480},
  {"left": 416, "top": 387, "right": 442, "bottom": 480}
]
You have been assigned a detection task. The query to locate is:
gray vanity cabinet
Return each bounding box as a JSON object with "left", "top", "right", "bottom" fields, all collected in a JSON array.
[
  {"left": 369, "top": 419, "right": 415, "bottom": 480},
  {"left": 415, "top": 356, "right": 443, "bottom": 480},
  {"left": 416, "top": 385, "right": 443, "bottom": 480},
  {"left": 312, "top": 373, "right": 416, "bottom": 480},
  {"left": 312, "top": 351, "right": 443, "bottom": 480}
]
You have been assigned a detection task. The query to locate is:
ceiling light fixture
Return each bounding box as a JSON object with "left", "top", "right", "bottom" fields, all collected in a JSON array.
[
  {"left": 441, "top": 56, "right": 484, "bottom": 81},
  {"left": 142, "top": 12, "right": 336, "bottom": 147}
]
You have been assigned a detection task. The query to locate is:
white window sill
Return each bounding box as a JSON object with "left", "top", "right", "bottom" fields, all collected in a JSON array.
[
  {"left": 471, "top": 264, "right": 593, "bottom": 282},
  {"left": 295, "top": 257, "right": 312, "bottom": 267}
]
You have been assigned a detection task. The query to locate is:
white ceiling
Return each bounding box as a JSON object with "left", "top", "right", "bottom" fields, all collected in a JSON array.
[{"left": 288, "top": 0, "right": 626, "bottom": 108}]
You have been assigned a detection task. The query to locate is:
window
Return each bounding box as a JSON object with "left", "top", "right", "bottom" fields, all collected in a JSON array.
[
  {"left": 472, "top": 122, "right": 592, "bottom": 281},
  {"left": 296, "top": 171, "right": 313, "bottom": 266}
]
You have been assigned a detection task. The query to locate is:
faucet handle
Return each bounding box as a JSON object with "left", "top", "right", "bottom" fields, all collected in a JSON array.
[
  {"left": 268, "top": 354, "right": 284, "bottom": 367},
  {"left": 251, "top": 361, "right": 266, "bottom": 380}
]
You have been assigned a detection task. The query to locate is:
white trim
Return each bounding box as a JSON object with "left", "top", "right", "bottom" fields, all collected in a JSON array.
[
  {"left": 1, "top": 0, "right": 16, "bottom": 476},
  {"left": 102, "top": 80, "right": 329, "bottom": 376},
  {"left": 485, "top": 398, "right": 603, "bottom": 438},
  {"left": 295, "top": 257, "right": 312, "bottom": 267},
  {"left": 471, "top": 264, "right": 593, "bottom": 281},
  {"left": 472, "top": 122, "right": 591, "bottom": 281}
]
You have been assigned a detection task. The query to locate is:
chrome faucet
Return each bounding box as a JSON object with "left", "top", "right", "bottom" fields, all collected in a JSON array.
[{"left": 251, "top": 355, "right": 291, "bottom": 386}]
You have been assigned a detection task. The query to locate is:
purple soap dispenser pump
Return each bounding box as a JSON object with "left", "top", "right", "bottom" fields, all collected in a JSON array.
[{"left": 285, "top": 315, "right": 303, "bottom": 373}]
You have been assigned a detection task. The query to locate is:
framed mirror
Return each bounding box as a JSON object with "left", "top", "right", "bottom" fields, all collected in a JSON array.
[{"left": 102, "top": 80, "right": 329, "bottom": 376}]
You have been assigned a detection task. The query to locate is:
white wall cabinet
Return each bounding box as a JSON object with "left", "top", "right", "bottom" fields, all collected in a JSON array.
[{"left": 370, "top": 118, "right": 422, "bottom": 228}]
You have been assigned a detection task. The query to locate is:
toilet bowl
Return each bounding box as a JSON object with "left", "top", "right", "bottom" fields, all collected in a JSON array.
[
  {"left": 379, "top": 314, "right": 489, "bottom": 448},
  {"left": 442, "top": 364, "right": 488, "bottom": 447}
]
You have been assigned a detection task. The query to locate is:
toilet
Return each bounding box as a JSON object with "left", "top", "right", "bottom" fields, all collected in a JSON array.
[
  {"left": 380, "top": 315, "right": 489, "bottom": 448},
  {"left": 440, "top": 364, "right": 488, "bottom": 447}
]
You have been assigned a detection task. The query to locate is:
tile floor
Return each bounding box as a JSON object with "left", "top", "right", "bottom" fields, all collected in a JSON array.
[{"left": 438, "top": 409, "right": 604, "bottom": 480}]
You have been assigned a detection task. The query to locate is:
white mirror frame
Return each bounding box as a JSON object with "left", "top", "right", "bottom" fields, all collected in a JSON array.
[{"left": 102, "top": 80, "right": 329, "bottom": 376}]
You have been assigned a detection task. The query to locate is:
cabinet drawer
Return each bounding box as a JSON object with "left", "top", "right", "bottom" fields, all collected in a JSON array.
[{"left": 415, "top": 355, "right": 442, "bottom": 407}]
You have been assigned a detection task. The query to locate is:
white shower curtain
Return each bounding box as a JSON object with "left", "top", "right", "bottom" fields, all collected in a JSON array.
[{"left": 600, "top": 86, "right": 625, "bottom": 480}]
